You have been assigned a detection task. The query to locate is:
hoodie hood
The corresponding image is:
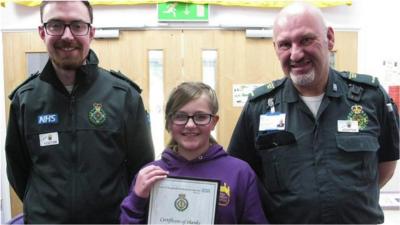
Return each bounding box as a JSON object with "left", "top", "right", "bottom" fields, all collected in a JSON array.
[{"left": 158, "top": 144, "right": 227, "bottom": 170}]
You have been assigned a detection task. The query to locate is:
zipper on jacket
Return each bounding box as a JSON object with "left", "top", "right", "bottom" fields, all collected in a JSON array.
[{"left": 69, "top": 93, "right": 78, "bottom": 222}]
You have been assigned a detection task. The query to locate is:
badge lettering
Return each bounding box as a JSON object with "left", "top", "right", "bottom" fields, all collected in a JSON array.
[{"left": 38, "top": 114, "right": 59, "bottom": 125}]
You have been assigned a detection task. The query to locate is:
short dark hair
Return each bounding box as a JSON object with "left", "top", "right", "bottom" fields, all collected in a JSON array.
[{"left": 40, "top": 1, "right": 93, "bottom": 23}]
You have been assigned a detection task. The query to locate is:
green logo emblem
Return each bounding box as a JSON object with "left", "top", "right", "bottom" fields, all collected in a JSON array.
[
  {"left": 174, "top": 194, "right": 189, "bottom": 212},
  {"left": 88, "top": 103, "right": 106, "bottom": 126},
  {"left": 347, "top": 104, "right": 368, "bottom": 130}
]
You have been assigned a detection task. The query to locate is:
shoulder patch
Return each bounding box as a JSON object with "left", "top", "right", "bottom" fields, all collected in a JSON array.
[
  {"left": 249, "top": 78, "right": 286, "bottom": 101},
  {"left": 340, "top": 71, "right": 379, "bottom": 88},
  {"left": 8, "top": 72, "right": 40, "bottom": 100},
  {"left": 109, "top": 70, "right": 142, "bottom": 93}
]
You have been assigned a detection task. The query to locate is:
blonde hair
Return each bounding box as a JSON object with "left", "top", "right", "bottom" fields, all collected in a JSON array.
[{"left": 165, "top": 82, "right": 218, "bottom": 148}]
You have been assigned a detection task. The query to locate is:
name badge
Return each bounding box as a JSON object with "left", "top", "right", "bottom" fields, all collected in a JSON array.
[
  {"left": 337, "top": 120, "right": 359, "bottom": 133},
  {"left": 39, "top": 132, "right": 59, "bottom": 147},
  {"left": 259, "top": 112, "right": 286, "bottom": 131}
]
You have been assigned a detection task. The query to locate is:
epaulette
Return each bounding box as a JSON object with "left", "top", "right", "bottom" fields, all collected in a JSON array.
[
  {"left": 248, "top": 78, "right": 286, "bottom": 101},
  {"left": 8, "top": 71, "right": 40, "bottom": 100},
  {"left": 109, "top": 70, "right": 142, "bottom": 93},
  {"left": 339, "top": 71, "right": 379, "bottom": 88}
]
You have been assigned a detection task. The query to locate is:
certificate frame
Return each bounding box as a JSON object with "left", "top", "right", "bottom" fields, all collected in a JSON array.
[{"left": 148, "top": 176, "right": 220, "bottom": 224}]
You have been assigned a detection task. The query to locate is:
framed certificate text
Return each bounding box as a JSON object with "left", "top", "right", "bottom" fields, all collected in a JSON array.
[{"left": 148, "top": 176, "right": 220, "bottom": 224}]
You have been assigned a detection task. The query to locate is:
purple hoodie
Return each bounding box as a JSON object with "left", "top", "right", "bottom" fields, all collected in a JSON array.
[{"left": 120, "top": 144, "right": 268, "bottom": 224}]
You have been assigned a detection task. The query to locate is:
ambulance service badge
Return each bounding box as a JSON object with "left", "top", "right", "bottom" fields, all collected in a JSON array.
[
  {"left": 89, "top": 103, "right": 106, "bottom": 126},
  {"left": 347, "top": 104, "right": 368, "bottom": 130}
]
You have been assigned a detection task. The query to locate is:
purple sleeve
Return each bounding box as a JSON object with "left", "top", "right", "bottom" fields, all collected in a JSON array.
[
  {"left": 241, "top": 167, "right": 269, "bottom": 224},
  {"left": 120, "top": 188, "right": 149, "bottom": 224}
]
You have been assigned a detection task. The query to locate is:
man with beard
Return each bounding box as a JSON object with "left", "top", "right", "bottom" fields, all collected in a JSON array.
[
  {"left": 5, "top": 1, "right": 154, "bottom": 223},
  {"left": 228, "top": 3, "right": 399, "bottom": 224}
]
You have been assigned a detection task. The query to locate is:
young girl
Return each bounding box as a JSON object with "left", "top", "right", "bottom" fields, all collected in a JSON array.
[{"left": 120, "top": 82, "right": 267, "bottom": 224}]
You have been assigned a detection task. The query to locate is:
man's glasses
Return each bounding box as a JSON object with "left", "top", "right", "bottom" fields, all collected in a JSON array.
[
  {"left": 171, "top": 113, "right": 214, "bottom": 126},
  {"left": 43, "top": 20, "right": 91, "bottom": 36}
]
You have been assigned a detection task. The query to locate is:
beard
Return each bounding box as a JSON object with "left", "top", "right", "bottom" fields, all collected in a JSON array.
[
  {"left": 50, "top": 40, "right": 86, "bottom": 70},
  {"left": 290, "top": 69, "right": 315, "bottom": 86},
  {"left": 52, "top": 57, "right": 84, "bottom": 70}
]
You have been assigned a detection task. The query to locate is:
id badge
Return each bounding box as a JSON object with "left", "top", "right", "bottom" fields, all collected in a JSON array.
[
  {"left": 39, "top": 132, "right": 59, "bottom": 147},
  {"left": 337, "top": 120, "right": 359, "bottom": 133},
  {"left": 259, "top": 112, "right": 286, "bottom": 131}
]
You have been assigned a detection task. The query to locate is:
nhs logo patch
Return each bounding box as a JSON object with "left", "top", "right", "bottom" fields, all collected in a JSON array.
[{"left": 38, "top": 114, "right": 59, "bottom": 125}]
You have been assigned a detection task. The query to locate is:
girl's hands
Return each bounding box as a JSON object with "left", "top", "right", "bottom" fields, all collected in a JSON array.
[{"left": 134, "top": 165, "right": 169, "bottom": 198}]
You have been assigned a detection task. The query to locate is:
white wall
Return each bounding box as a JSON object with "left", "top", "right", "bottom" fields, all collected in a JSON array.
[
  {"left": 357, "top": 1, "right": 400, "bottom": 83},
  {"left": 356, "top": 0, "right": 400, "bottom": 193},
  {"left": 0, "top": 0, "right": 399, "bottom": 222}
]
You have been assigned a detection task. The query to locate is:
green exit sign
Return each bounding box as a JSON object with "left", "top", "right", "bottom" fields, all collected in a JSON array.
[{"left": 158, "top": 2, "right": 209, "bottom": 22}]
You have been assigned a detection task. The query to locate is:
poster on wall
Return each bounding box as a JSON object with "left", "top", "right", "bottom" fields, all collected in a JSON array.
[
  {"left": 383, "top": 60, "right": 400, "bottom": 86},
  {"left": 382, "top": 59, "right": 400, "bottom": 113},
  {"left": 232, "top": 84, "right": 263, "bottom": 107}
]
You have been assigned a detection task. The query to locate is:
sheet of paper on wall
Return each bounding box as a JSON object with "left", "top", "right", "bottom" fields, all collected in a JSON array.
[
  {"left": 383, "top": 59, "right": 400, "bottom": 88},
  {"left": 232, "top": 84, "right": 263, "bottom": 107},
  {"left": 382, "top": 59, "right": 400, "bottom": 109}
]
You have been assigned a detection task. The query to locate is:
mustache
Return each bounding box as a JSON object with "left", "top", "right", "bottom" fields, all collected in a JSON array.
[
  {"left": 54, "top": 40, "right": 81, "bottom": 49},
  {"left": 290, "top": 59, "right": 310, "bottom": 66}
]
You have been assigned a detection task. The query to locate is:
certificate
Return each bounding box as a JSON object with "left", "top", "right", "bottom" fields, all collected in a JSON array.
[{"left": 148, "top": 176, "right": 220, "bottom": 225}]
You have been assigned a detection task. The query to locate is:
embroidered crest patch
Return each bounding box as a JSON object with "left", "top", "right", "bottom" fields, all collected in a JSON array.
[
  {"left": 88, "top": 103, "right": 106, "bottom": 126},
  {"left": 218, "top": 182, "right": 231, "bottom": 206},
  {"left": 347, "top": 104, "right": 368, "bottom": 130}
]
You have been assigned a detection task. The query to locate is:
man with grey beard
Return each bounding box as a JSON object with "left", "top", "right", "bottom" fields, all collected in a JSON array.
[{"left": 228, "top": 2, "right": 399, "bottom": 224}]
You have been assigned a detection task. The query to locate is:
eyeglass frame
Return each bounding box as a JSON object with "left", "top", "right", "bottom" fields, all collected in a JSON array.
[
  {"left": 42, "top": 20, "right": 92, "bottom": 36},
  {"left": 170, "top": 113, "right": 215, "bottom": 126}
]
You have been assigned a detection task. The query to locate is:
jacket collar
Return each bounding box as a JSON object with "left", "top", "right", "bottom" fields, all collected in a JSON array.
[
  {"left": 325, "top": 68, "right": 344, "bottom": 98},
  {"left": 39, "top": 49, "right": 99, "bottom": 95}
]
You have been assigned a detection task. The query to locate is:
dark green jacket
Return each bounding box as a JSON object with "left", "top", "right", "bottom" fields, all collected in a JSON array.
[
  {"left": 228, "top": 68, "right": 399, "bottom": 224},
  {"left": 5, "top": 50, "right": 154, "bottom": 223}
]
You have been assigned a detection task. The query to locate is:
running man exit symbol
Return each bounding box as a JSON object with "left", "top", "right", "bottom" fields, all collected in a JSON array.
[{"left": 158, "top": 2, "right": 209, "bottom": 21}]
